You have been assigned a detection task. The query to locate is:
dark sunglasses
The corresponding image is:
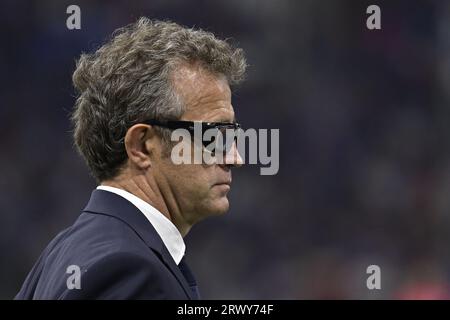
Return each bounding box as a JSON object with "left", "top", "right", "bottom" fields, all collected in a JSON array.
[{"left": 142, "top": 119, "right": 241, "bottom": 154}]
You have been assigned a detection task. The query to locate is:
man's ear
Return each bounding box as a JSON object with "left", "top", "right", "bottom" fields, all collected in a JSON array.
[{"left": 124, "top": 124, "right": 157, "bottom": 170}]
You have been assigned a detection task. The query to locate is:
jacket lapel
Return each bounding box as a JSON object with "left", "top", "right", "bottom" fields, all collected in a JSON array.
[{"left": 82, "top": 189, "right": 195, "bottom": 299}]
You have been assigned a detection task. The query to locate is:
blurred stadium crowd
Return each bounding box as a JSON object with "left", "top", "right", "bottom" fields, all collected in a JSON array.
[{"left": 2, "top": 0, "right": 450, "bottom": 299}]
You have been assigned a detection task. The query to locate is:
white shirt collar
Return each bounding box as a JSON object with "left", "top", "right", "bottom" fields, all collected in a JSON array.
[{"left": 96, "top": 185, "right": 185, "bottom": 265}]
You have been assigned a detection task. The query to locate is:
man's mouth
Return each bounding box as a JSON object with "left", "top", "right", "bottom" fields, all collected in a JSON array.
[
  {"left": 214, "top": 179, "right": 232, "bottom": 186},
  {"left": 213, "top": 180, "right": 232, "bottom": 191}
]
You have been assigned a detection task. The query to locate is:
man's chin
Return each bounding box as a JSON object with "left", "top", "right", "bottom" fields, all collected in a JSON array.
[{"left": 207, "top": 197, "right": 230, "bottom": 216}]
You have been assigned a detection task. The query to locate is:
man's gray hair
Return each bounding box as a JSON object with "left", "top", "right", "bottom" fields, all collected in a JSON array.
[{"left": 71, "top": 17, "right": 247, "bottom": 182}]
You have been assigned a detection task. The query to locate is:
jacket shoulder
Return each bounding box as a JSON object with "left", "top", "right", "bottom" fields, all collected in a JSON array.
[
  {"left": 22, "top": 212, "right": 181, "bottom": 299},
  {"left": 59, "top": 251, "right": 173, "bottom": 299}
]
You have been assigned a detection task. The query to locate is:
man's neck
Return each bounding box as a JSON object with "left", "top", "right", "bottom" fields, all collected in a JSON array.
[{"left": 100, "top": 173, "right": 191, "bottom": 236}]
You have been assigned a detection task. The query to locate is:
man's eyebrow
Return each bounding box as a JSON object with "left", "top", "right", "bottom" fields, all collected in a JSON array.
[
  {"left": 212, "top": 115, "right": 236, "bottom": 123},
  {"left": 223, "top": 116, "right": 237, "bottom": 123}
]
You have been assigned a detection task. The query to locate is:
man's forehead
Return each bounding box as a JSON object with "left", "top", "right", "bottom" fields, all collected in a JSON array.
[
  {"left": 173, "top": 63, "right": 229, "bottom": 95},
  {"left": 172, "top": 62, "right": 234, "bottom": 121}
]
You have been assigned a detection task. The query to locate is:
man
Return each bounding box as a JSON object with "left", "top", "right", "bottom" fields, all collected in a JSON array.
[{"left": 15, "top": 17, "right": 246, "bottom": 299}]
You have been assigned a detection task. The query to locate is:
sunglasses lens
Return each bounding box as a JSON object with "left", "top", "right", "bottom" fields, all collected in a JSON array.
[
  {"left": 202, "top": 128, "right": 239, "bottom": 154},
  {"left": 203, "top": 133, "right": 217, "bottom": 153}
]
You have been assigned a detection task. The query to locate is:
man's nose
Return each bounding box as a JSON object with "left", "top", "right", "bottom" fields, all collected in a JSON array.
[{"left": 221, "top": 141, "right": 243, "bottom": 168}]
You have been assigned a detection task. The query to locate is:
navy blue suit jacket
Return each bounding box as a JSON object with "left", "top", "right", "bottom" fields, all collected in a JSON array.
[{"left": 15, "top": 190, "right": 199, "bottom": 300}]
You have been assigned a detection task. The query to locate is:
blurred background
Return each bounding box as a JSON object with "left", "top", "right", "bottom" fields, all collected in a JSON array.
[{"left": 2, "top": 0, "right": 450, "bottom": 299}]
